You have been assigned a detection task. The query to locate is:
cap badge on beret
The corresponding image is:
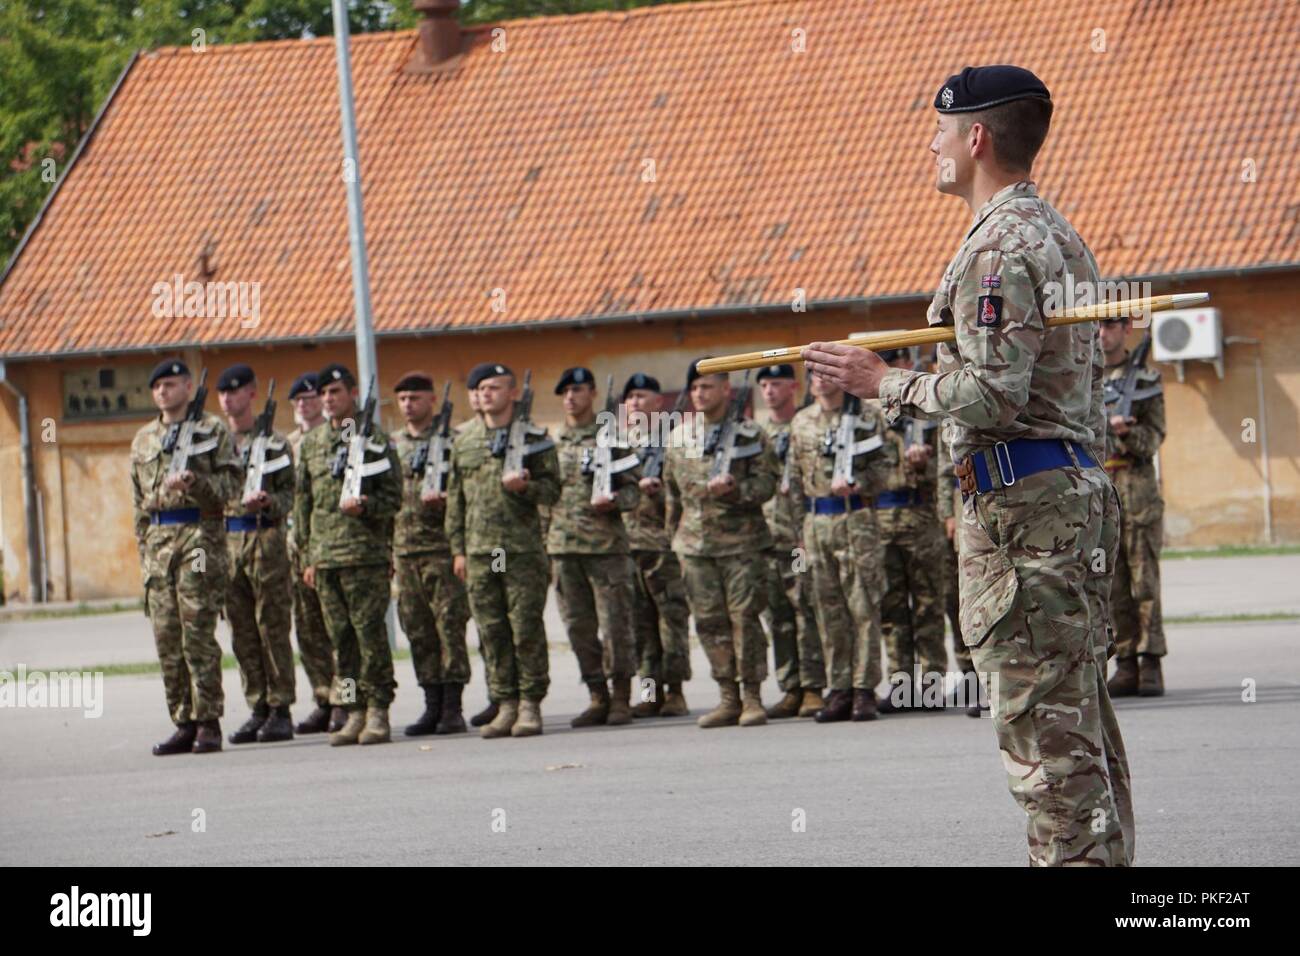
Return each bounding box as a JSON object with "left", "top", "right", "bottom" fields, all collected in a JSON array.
[
  {"left": 331, "top": 370, "right": 342, "bottom": 380},
  {"left": 574, "top": 369, "right": 585, "bottom": 383},
  {"left": 941, "top": 87, "right": 954, "bottom": 108},
  {"left": 171, "top": 364, "right": 180, "bottom": 374},
  {"left": 495, "top": 365, "right": 504, "bottom": 374}
]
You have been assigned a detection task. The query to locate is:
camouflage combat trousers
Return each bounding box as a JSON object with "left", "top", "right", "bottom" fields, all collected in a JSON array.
[
  {"left": 552, "top": 553, "right": 638, "bottom": 684},
  {"left": 1111, "top": 516, "right": 1166, "bottom": 659},
  {"left": 679, "top": 553, "right": 768, "bottom": 684},
  {"left": 395, "top": 551, "right": 472, "bottom": 686},
  {"left": 226, "top": 527, "right": 296, "bottom": 712},
  {"left": 291, "top": 541, "right": 335, "bottom": 707},
  {"left": 314, "top": 564, "right": 397, "bottom": 710},
  {"left": 630, "top": 549, "right": 692, "bottom": 688},
  {"left": 143, "top": 522, "right": 227, "bottom": 724},
  {"left": 943, "top": 531, "right": 972, "bottom": 672},
  {"left": 803, "top": 509, "right": 883, "bottom": 692},
  {"left": 959, "top": 463, "right": 1134, "bottom": 866},
  {"left": 765, "top": 547, "right": 825, "bottom": 691},
  {"left": 877, "top": 505, "right": 949, "bottom": 680},
  {"left": 465, "top": 550, "right": 550, "bottom": 702}
]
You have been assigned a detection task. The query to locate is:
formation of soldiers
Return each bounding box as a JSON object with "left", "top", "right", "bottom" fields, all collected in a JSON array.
[
  {"left": 132, "top": 344, "right": 1034, "bottom": 755},
  {"left": 126, "top": 61, "right": 1170, "bottom": 868}
]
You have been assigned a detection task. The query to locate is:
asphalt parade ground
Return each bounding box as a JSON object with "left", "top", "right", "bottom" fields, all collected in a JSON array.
[{"left": 1, "top": 554, "right": 1298, "bottom": 867}]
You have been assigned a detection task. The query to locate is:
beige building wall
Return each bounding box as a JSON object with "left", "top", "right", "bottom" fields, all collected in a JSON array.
[{"left": 2, "top": 274, "right": 1297, "bottom": 603}]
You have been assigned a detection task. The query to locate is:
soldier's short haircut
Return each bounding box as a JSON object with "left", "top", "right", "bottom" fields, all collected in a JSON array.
[{"left": 959, "top": 97, "right": 1053, "bottom": 173}]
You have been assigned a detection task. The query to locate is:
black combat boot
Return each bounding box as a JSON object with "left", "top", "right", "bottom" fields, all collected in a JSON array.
[
  {"left": 876, "top": 675, "right": 913, "bottom": 714},
  {"left": 851, "top": 689, "right": 879, "bottom": 721},
  {"left": 229, "top": 706, "right": 268, "bottom": 745},
  {"left": 435, "top": 683, "right": 467, "bottom": 735},
  {"left": 295, "top": 702, "right": 331, "bottom": 734},
  {"left": 405, "top": 685, "right": 443, "bottom": 736},
  {"left": 257, "top": 706, "right": 294, "bottom": 742},
  {"left": 814, "top": 689, "right": 853, "bottom": 723},
  {"left": 470, "top": 700, "right": 499, "bottom": 728},
  {"left": 192, "top": 720, "right": 223, "bottom": 754},
  {"left": 152, "top": 722, "right": 196, "bottom": 756}
]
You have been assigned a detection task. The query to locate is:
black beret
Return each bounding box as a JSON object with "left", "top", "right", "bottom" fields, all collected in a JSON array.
[
  {"left": 622, "top": 373, "right": 661, "bottom": 398},
  {"left": 468, "top": 362, "right": 513, "bottom": 389},
  {"left": 148, "top": 358, "right": 190, "bottom": 387},
  {"left": 318, "top": 363, "right": 356, "bottom": 389},
  {"left": 934, "top": 65, "right": 1050, "bottom": 114},
  {"left": 394, "top": 370, "right": 434, "bottom": 393},
  {"left": 685, "top": 357, "right": 722, "bottom": 388},
  {"left": 216, "top": 363, "right": 255, "bottom": 392},
  {"left": 554, "top": 366, "right": 595, "bottom": 394},
  {"left": 287, "top": 373, "right": 318, "bottom": 399},
  {"left": 755, "top": 363, "right": 795, "bottom": 382}
]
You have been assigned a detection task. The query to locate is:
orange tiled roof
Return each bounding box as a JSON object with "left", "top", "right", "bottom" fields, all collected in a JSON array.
[{"left": 2, "top": 0, "right": 1298, "bottom": 359}]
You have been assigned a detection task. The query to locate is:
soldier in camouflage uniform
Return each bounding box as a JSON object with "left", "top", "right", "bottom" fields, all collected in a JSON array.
[
  {"left": 217, "top": 364, "right": 298, "bottom": 744},
  {"left": 622, "top": 374, "right": 693, "bottom": 717},
  {"left": 1101, "top": 316, "right": 1167, "bottom": 697},
  {"left": 448, "top": 363, "right": 560, "bottom": 739},
  {"left": 460, "top": 379, "right": 500, "bottom": 730},
  {"left": 285, "top": 373, "right": 341, "bottom": 734},
  {"left": 786, "top": 375, "right": 895, "bottom": 722},
  {"left": 392, "top": 372, "right": 473, "bottom": 735},
  {"left": 131, "top": 359, "right": 241, "bottom": 755},
  {"left": 296, "top": 363, "right": 403, "bottom": 747},
  {"left": 809, "top": 66, "right": 1134, "bottom": 864},
  {"left": 936, "top": 427, "right": 983, "bottom": 717},
  {"left": 756, "top": 364, "right": 826, "bottom": 719},
  {"left": 665, "top": 360, "right": 779, "bottom": 728},
  {"left": 874, "top": 348, "right": 949, "bottom": 713},
  {"left": 547, "top": 367, "right": 641, "bottom": 727}
]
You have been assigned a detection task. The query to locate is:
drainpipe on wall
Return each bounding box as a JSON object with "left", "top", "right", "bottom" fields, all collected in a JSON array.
[
  {"left": 0, "top": 360, "right": 45, "bottom": 602},
  {"left": 1223, "top": 337, "right": 1272, "bottom": 545}
]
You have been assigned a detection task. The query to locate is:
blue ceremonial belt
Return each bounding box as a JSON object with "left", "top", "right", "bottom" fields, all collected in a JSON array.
[
  {"left": 805, "top": 494, "right": 868, "bottom": 516},
  {"left": 225, "top": 514, "right": 277, "bottom": 532},
  {"left": 150, "top": 508, "right": 202, "bottom": 526},
  {"left": 968, "top": 439, "right": 1096, "bottom": 495},
  {"left": 875, "top": 489, "right": 926, "bottom": 509}
]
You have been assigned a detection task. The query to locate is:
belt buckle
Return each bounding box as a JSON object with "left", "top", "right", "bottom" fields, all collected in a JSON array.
[{"left": 993, "top": 441, "right": 1016, "bottom": 488}]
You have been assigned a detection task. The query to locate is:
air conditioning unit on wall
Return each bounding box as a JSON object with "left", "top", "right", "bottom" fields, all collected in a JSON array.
[{"left": 1152, "top": 307, "right": 1223, "bottom": 381}]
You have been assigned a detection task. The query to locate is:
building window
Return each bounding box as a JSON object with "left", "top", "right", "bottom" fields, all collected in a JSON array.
[{"left": 62, "top": 366, "right": 156, "bottom": 421}]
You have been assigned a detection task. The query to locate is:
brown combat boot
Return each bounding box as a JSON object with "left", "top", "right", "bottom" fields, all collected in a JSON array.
[
  {"left": 571, "top": 682, "right": 611, "bottom": 728},
  {"left": 295, "top": 703, "right": 331, "bottom": 734},
  {"left": 739, "top": 682, "right": 767, "bottom": 726},
  {"left": 765, "top": 688, "right": 802, "bottom": 719},
  {"left": 511, "top": 699, "right": 544, "bottom": 737},
  {"left": 359, "top": 705, "right": 391, "bottom": 745},
  {"left": 152, "top": 722, "right": 196, "bottom": 756},
  {"left": 329, "top": 709, "right": 366, "bottom": 747},
  {"left": 631, "top": 675, "right": 662, "bottom": 718},
  {"left": 607, "top": 678, "right": 633, "bottom": 725},
  {"left": 660, "top": 683, "right": 689, "bottom": 717},
  {"left": 1108, "top": 657, "right": 1140, "bottom": 697},
  {"left": 697, "top": 681, "right": 742, "bottom": 728},
  {"left": 797, "top": 688, "right": 825, "bottom": 717},
  {"left": 851, "top": 688, "right": 878, "bottom": 722},
  {"left": 470, "top": 700, "right": 499, "bottom": 727},
  {"left": 481, "top": 699, "right": 519, "bottom": 738},
  {"left": 228, "top": 707, "right": 268, "bottom": 745},
  {"left": 436, "top": 683, "right": 467, "bottom": 735},
  {"left": 328, "top": 706, "right": 347, "bottom": 733},
  {"left": 1138, "top": 655, "right": 1165, "bottom": 697},
  {"left": 192, "top": 720, "right": 223, "bottom": 754},
  {"left": 814, "top": 689, "right": 853, "bottom": 723}
]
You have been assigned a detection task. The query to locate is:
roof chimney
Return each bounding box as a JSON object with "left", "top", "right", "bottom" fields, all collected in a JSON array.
[{"left": 408, "top": 0, "right": 462, "bottom": 73}]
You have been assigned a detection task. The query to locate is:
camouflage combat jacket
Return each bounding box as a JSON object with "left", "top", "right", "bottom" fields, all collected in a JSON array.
[
  {"left": 294, "top": 416, "right": 401, "bottom": 569},
  {"left": 787, "top": 400, "right": 895, "bottom": 504},
  {"left": 762, "top": 417, "right": 803, "bottom": 551},
  {"left": 546, "top": 419, "right": 640, "bottom": 555},
  {"left": 878, "top": 181, "right": 1105, "bottom": 464},
  {"left": 446, "top": 416, "right": 561, "bottom": 557},
  {"left": 225, "top": 425, "right": 295, "bottom": 565},
  {"left": 1104, "top": 355, "right": 1166, "bottom": 526},
  {"left": 664, "top": 415, "right": 778, "bottom": 557},
  {"left": 393, "top": 422, "right": 452, "bottom": 556}
]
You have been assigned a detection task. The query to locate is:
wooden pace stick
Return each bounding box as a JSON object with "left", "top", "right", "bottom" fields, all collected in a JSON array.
[{"left": 693, "top": 293, "right": 1210, "bottom": 375}]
